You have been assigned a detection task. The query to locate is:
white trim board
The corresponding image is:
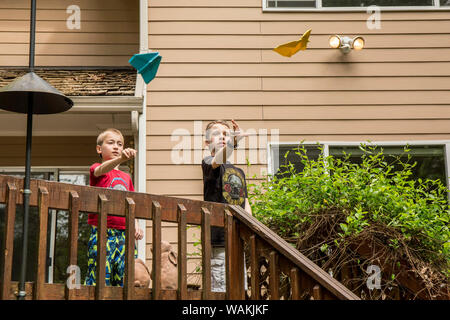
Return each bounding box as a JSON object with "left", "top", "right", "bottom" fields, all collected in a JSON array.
[{"left": 262, "top": 0, "right": 450, "bottom": 11}]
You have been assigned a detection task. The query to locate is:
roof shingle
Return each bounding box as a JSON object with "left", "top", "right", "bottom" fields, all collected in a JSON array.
[{"left": 0, "top": 69, "right": 136, "bottom": 96}]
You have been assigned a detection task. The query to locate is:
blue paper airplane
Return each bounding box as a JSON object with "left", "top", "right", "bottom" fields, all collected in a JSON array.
[{"left": 129, "top": 52, "right": 162, "bottom": 84}]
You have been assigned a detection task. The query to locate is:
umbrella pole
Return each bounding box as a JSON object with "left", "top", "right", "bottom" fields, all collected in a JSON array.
[
  {"left": 17, "top": 0, "right": 37, "bottom": 300},
  {"left": 17, "top": 96, "right": 34, "bottom": 300}
]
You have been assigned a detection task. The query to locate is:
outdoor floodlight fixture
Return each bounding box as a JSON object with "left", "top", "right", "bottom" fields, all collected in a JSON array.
[{"left": 329, "top": 35, "right": 365, "bottom": 53}]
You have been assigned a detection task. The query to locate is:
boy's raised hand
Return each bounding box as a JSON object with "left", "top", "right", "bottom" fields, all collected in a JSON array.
[
  {"left": 135, "top": 220, "right": 144, "bottom": 240},
  {"left": 121, "top": 148, "right": 137, "bottom": 162},
  {"left": 230, "top": 119, "right": 249, "bottom": 144}
]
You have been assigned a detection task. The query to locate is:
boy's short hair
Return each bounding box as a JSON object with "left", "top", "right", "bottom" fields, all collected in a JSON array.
[
  {"left": 205, "top": 120, "right": 231, "bottom": 140},
  {"left": 96, "top": 128, "right": 124, "bottom": 146}
]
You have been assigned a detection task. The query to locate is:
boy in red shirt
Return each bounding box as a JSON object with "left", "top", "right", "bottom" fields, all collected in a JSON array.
[{"left": 85, "top": 128, "right": 144, "bottom": 287}]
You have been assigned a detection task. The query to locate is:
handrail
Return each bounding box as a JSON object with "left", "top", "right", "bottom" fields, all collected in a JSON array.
[
  {"left": 0, "top": 174, "right": 358, "bottom": 300},
  {"left": 228, "top": 205, "right": 360, "bottom": 300}
]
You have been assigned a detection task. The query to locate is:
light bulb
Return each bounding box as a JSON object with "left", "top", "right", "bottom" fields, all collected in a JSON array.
[
  {"left": 353, "top": 37, "right": 365, "bottom": 50},
  {"left": 329, "top": 35, "right": 341, "bottom": 49}
]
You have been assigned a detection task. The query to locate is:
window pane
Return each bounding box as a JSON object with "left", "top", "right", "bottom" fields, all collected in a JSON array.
[
  {"left": 0, "top": 203, "right": 51, "bottom": 282},
  {"left": 268, "top": 0, "right": 316, "bottom": 8},
  {"left": 329, "top": 145, "right": 446, "bottom": 184},
  {"left": 441, "top": 0, "right": 450, "bottom": 6},
  {"left": 53, "top": 173, "right": 90, "bottom": 284},
  {"left": 275, "top": 144, "right": 322, "bottom": 177},
  {"left": 59, "top": 173, "right": 88, "bottom": 186},
  {"left": 322, "top": 0, "right": 432, "bottom": 6}
]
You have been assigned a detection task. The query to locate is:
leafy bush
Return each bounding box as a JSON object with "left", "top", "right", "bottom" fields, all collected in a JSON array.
[{"left": 248, "top": 143, "right": 449, "bottom": 298}]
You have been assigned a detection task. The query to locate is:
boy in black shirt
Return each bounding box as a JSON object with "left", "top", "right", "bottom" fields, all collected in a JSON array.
[{"left": 202, "top": 119, "right": 252, "bottom": 292}]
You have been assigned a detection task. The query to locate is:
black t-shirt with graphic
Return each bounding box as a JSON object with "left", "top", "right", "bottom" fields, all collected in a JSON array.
[{"left": 202, "top": 156, "right": 248, "bottom": 246}]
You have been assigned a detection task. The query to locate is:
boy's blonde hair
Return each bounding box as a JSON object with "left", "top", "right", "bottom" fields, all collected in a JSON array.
[
  {"left": 96, "top": 128, "right": 124, "bottom": 146},
  {"left": 205, "top": 120, "right": 231, "bottom": 140}
]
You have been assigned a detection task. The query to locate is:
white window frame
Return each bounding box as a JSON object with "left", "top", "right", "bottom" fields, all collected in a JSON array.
[
  {"left": 268, "top": 140, "right": 450, "bottom": 193},
  {"left": 263, "top": 0, "right": 450, "bottom": 12}
]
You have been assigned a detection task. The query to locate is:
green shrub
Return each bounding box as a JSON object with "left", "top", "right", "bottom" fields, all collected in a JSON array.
[{"left": 249, "top": 143, "right": 450, "bottom": 277}]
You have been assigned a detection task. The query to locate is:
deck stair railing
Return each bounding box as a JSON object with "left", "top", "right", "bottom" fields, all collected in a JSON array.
[{"left": 0, "top": 174, "right": 359, "bottom": 300}]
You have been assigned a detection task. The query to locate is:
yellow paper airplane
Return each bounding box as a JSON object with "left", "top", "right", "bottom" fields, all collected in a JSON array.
[{"left": 273, "top": 29, "right": 312, "bottom": 57}]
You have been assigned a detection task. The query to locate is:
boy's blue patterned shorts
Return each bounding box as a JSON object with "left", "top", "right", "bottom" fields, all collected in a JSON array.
[{"left": 84, "top": 226, "right": 138, "bottom": 287}]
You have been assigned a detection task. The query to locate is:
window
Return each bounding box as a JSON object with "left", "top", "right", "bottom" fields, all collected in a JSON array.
[
  {"left": 329, "top": 145, "right": 446, "bottom": 184},
  {"left": 273, "top": 144, "right": 323, "bottom": 177},
  {"left": 270, "top": 142, "right": 448, "bottom": 187},
  {"left": 265, "top": 0, "right": 449, "bottom": 10}
]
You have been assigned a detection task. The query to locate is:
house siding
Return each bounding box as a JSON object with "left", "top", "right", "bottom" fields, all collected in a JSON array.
[
  {"left": 145, "top": 0, "right": 450, "bottom": 279},
  {"left": 0, "top": 135, "right": 134, "bottom": 168},
  {"left": 0, "top": 0, "right": 139, "bottom": 67}
]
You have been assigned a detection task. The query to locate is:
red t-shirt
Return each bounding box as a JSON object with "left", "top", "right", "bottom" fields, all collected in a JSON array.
[{"left": 87, "top": 163, "right": 135, "bottom": 230}]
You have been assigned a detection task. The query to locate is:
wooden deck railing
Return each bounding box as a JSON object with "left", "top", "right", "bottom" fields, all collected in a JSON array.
[{"left": 0, "top": 174, "right": 359, "bottom": 300}]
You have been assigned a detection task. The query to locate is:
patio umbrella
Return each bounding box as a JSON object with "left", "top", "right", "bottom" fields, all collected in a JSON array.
[{"left": 0, "top": 0, "right": 73, "bottom": 299}]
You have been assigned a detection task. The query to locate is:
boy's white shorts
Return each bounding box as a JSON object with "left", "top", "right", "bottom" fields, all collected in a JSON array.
[{"left": 210, "top": 246, "right": 247, "bottom": 293}]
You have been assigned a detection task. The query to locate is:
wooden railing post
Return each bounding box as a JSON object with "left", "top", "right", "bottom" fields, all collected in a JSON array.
[
  {"left": 225, "top": 209, "right": 245, "bottom": 300},
  {"left": 152, "top": 201, "right": 162, "bottom": 300},
  {"left": 290, "top": 268, "right": 301, "bottom": 300},
  {"left": 250, "top": 235, "right": 260, "bottom": 300},
  {"left": 236, "top": 224, "right": 245, "bottom": 300},
  {"left": 0, "top": 182, "right": 17, "bottom": 300},
  {"left": 177, "top": 204, "right": 187, "bottom": 300},
  {"left": 201, "top": 207, "right": 212, "bottom": 300},
  {"left": 124, "top": 197, "right": 136, "bottom": 300},
  {"left": 313, "top": 284, "right": 323, "bottom": 300},
  {"left": 34, "top": 186, "right": 49, "bottom": 300},
  {"left": 65, "top": 190, "right": 80, "bottom": 300},
  {"left": 225, "top": 209, "right": 234, "bottom": 299},
  {"left": 95, "top": 194, "right": 108, "bottom": 300},
  {"left": 269, "top": 251, "right": 280, "bottom": 300}
]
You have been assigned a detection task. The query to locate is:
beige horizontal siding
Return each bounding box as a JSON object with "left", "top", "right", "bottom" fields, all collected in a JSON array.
[
  {"left": 149, "top": 20, "right": 450, "bottom": 35},
  {"left": 147, "top": 91, "right": 450, "bottom": 105},
  {"left": 147, "top": 120, "right": 450, "bottom": 135},
  {"left": 147, "top": 164, "right": 267, "bottom": 180},
  {"left": 1, "top": 32, "right": 138, "bottom": 44},
  {"left": 1, "top": 0, "right": 135, "bottom": 10},
  {"left": 154, "top": 63, "right": 450, "bottom": 77},
  {"left": 0, "top": 0, "right": 139, "bottom": 66},
  {"left": 0, "top": 21, "right": 138, "bottom": 33},
  {"left": 147, "top": 179, "right": 265, "bottom": 196},
  {"left": 150, "top": 76, "right": 447, "bottom": 91},
  {"left": 149, "top": 34, "right": 450, "bottom": 49},
  {"left": 149, "top": 48, "right": 450, "bottom": 63},
  {"left": 146, "top": 3, "right": 450, "bottom": 267},
  {"left": 1, "top": 9, "right": 137, "bottom": 21},
  {"left": 0, "top": 136, "right": 98, "bottom": 167},
  {"left": 147, "top": 150, "right": 266, "bottom": 165},
  {"left": 147, "top": 134, "right": 450, "bottom": 150},
  {"left": 149, "top": 8, "right": 450, "bottom": 21},
  {"left": 149, "top": 0, "right": 261, "bottom": 7},
  {"left": 148, "top": 105, "right": 450, "bottom": 121}
]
